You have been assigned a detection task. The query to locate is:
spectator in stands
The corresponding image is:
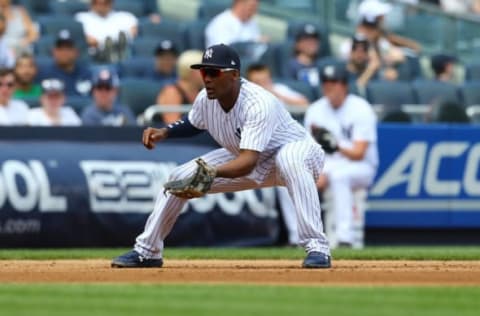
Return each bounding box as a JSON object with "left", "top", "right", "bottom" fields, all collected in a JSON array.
[
  {"left": 247, "top": 63, "right": 309, "bottom": 107},
  {"left": 0, "top": 68, "right": 28, "bottom": 125},
  {"left": 438, "top": 0, "right": 480, "bottom": 14},
  {"left": 155, "top": 50, "right": 203, "bottom": 124},
  {"left": 81, "top": 67, "right": 136, "bottom": 126},
  {"left": 27, "top": 78, "right": 81, "bottom": 126},
  {"left": 0, "top": 13, "right": 13, "bottom": 68},
  {"left": 0, "top": 0, "right": 38, "bottom": 55},
  {"left": 342, "top": 0, "right": 421, "bottom": 81},
  {"left": 150, "top": 39, "right": 178, "bottom": 83},
  {"left": 13, "top": 52, "right": 41, "bottom": 100},
  {"left": 304, "top": 63, "right": 378, "bottom": 248},
  {"left": 75, "top": 0, "right": 138, "bottom": 62},
  {"left": 37, "top": 29, "right": 92, "bottom": 97},
  {"left": 431, "top": 54, "right": 457, "bottom": 83},
  {"left": 205, "top": 0, "right": 265, "bottom": 48},
  {"left": 287, "top": 23, "right": 322, "bottom": 87},
  {"left": 346, "top": 34, "right": 381, "bottom": 90}
]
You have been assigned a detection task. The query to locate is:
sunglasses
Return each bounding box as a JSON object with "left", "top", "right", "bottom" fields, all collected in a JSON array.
[
  {"left": 0, "top": 81, "right": 14, "bottom": 88},
  {"left": 200, "top": 68, "right": 236, "bottom": 78}
]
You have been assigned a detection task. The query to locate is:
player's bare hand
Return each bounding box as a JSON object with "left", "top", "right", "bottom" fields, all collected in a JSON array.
[{"left": 142, "top": 127, "right": 168, "bottom": 149}]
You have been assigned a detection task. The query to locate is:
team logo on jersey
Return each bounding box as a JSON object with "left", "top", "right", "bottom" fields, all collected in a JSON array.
[
  {"left": 204, "top": 48, "right": 213, "bottom": 59},
  {"left": 342, "top": 124, "right": 353, "bottom": 140},
  {"left": 235, "top": 127, "right": 242, "bottom": 139}
]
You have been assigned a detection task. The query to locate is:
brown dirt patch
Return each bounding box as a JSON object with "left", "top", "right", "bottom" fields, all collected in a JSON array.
[{"left": 1, "top": 260, "right": 480, "bottom": 285}]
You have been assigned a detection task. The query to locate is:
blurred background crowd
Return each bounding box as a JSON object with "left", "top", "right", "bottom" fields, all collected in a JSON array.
[{"left": 0, "top": 0, "right": 480, "bottom": 127}]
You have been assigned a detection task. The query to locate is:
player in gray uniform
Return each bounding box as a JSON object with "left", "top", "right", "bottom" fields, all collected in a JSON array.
[{"left": 112, "top": 44, "right": 331, "bottom": 269}]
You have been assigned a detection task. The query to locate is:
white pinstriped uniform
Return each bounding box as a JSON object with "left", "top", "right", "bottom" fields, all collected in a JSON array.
[{"left": 134, "top": 79, "right": 330, "bottom": 257}]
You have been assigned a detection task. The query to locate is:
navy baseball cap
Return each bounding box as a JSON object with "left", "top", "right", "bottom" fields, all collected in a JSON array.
[
  {"left": 296, "top": 23, "right": 320, "bottom": 41},
  {"left": 320, "top": 63, "right": 349, "bottom": 83},
  {"left": 92, "top": 67, "right": 120, "bottom": 87},
  {"left": 431, "top": 54, "right": 457, "bottom": 73},
  {"left": 55, "top": 29, "right": 75, "bottom": 47},
  {"left": 190, "top": 44, "right": 241, "bottom": 70},
  {"left": 155, "top": 39, "right": 178, "bottom": 56}
]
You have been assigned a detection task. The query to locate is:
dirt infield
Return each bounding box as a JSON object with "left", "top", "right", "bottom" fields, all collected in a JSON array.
[{"left": 1, "top": 259, "right": 480, "bottom": 285}]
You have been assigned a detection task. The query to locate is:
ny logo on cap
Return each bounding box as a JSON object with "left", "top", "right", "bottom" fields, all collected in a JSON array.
[
  {"left": 324, "top": 65, "right": 335, "bottom": 76},
  {"left": 204, "top": 48, "right": 213, "bottom": 59}
]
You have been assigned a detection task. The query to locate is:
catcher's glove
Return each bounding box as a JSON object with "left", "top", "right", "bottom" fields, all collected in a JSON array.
[
  {"left": 311, "top": 126, "right": 338, "bottom": 154},
  {"left": 163, "top": 158, "right": 217, "bottom": 199}
]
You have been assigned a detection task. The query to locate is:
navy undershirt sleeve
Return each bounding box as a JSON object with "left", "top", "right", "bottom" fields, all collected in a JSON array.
[{"left": 166, "top": 115, "right": 204, "bottom": 138}]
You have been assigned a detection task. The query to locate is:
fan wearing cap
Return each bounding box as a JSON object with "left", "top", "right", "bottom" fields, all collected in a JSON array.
[
  {"left": 37, "top": 29, "right": 93, "bottom": 97},
  {"left": 81, "top": 67, "right": 136, "bottom": 126},
  {"left": 346, "top": 33, "right": 381, "bottom": 89},
  {"left": 150, "top": 39, "right": 178, "bottom": 83},
  {"left": 304, "top": 63, "right": 378, "bottom": 248},
  {"left": 112, "top": 44, "right": 333, "bottom": 269},
  {"left": 286, "top": 23, "right": 322, "bottom": 87},
  {"left": 27, "top": 78, "right": 81, "bottom": 126},
  {"left": 0, "top": 68, "right": 29, "bottom": 126},
  {"left": 431, "top": 53, "right": 458, "bottom": 83}
]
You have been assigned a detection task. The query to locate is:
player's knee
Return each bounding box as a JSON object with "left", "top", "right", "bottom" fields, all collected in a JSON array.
[{"left": 168, "top": 165, "right": 190, "bottom": 181}]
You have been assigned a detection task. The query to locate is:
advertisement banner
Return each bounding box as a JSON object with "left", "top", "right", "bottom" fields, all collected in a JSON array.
[
  {"left": 368, "top": 124, "right": 480, "bottom": 228},
  {"left": 0, "top": 139, "right": 279, "bottom": 247}
]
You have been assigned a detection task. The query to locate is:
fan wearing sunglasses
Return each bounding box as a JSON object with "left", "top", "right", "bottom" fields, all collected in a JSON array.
[
  {"left": 0, "top": 68, "right": 29, "bottom": 125},
  {"left": 112, "top": 44, "right": 332, "bottom": 269}
]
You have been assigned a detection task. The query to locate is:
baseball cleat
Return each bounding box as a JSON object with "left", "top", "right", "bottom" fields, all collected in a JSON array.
[
  {"left": 302, "top": 251, "right": 331, "bottom": 269},
  {"left": 111, "top": 250, "right": 163, "bottom": 268}
]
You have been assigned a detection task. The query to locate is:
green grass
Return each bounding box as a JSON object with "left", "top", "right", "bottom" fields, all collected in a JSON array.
[
  {"left": 1, "top": 246, "right": 480, "bottom": 261},
  {"left": 0, "top": 284, "right": 479, "bottom": 316}
]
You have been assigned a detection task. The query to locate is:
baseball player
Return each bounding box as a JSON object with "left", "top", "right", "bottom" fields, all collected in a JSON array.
[
  {"left": 112, "top": 44, "right": 331, "bottom": 269},
  {"left": 304, "top": 63, "right": 378, "bottom": 247}
]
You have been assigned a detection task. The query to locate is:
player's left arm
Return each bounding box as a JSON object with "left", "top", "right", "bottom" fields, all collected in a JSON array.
[
  {"left": 215, "top": 149, "right": 260, "bottom": 178},
  {"left": 339, "top": 103, "right": 376, "bottom": 161},
  {"left": 338, "top": 140, "right": 369, "bottom": 161}
]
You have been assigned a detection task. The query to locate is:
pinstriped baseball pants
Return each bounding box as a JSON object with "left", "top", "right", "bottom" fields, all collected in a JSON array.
[{"left": 134, "top": 138, "right": 331, "bottom": 258}]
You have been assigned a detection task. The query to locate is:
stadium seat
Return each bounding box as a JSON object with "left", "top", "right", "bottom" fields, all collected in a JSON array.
[
  {"left": 460, "top": 82, "right": 480, "bottom": 106},
  {"left": 274, "top": 0, "right": 317, "bottom": 11},
  {"left": 66, "top": 96, "right": 91, "bottom": 115},
  {"left": 275, "top": 78, "right": 319, "bottom": 102},
  {"left": 412, "top": 80, "right": 461, "bottom": 105},
  {"left": 19, "top": 0, "right": 52, "bottom": 17},
  {"left": 119, "top": 57, "right": 155, "bottom": 78},
  {"left": 119, "top": 78, "right": 165, "bottom": 116},
  {"left": 50, "top": 0, "right": 88, "bottom": 15},
  {"left": 366, "top": 81, "right": 416, "bottom": 108},
  {"left": 396, "top": 55, "right": 423, "bottom": 81},
  {"left": 182, "top": 19, "right": 208, "bottom": 50},
  {"left": 465, "top": 63, "right": 480, "bottom": 81},
  {"left": 197, "top": 2, "right": 229, "bottom": 19},
  {"left": 113, "top": 0, "right": 145, "bottom": 17},
  {"left": 139, "top": 19, "right": 184, "bottom": 45},
  {"left": 397, "top": 13, "right": 443, "bottom": 50},
  {"left": 33, "top": 36, "right": 54, "bottom": 57},
  {"left": 286, "top": 20, "right": 331, "bottom": 57}
]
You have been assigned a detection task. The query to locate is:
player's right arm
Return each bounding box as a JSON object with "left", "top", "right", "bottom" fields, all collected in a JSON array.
[{"left": 142, "top": 115, "right": 203, "bottom": 150}]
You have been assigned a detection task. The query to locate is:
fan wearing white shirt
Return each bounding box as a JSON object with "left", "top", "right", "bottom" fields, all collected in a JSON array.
[
  {"left": 0, "top": 68, "right": 28, "bottom": 126},
  {"left": 27, "top": 78, "right": 81, "bottom": 126},
  {"left": 205, "top": 0, "right": 264, "bottom": 48}
]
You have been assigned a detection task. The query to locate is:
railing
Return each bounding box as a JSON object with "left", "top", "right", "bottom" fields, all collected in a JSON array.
[{"left": 140, "top": 103, "right": 480, "bottom": 125}]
